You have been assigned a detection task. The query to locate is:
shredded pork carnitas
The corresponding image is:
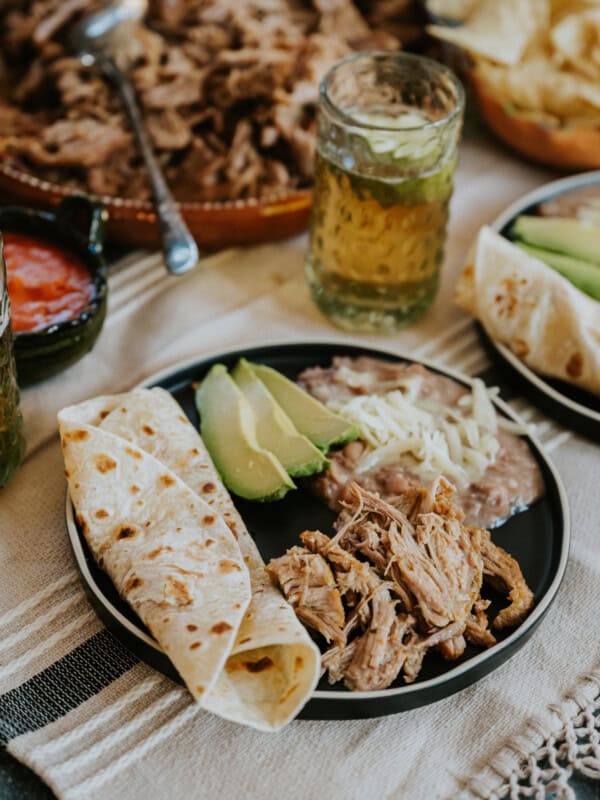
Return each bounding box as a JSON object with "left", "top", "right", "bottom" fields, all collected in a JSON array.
[
  {"left": 267, "top": 479, "right": 534, "bottom": 691},
  {"left": 0, "top": 0, "right": 420, "bottom": 202}
]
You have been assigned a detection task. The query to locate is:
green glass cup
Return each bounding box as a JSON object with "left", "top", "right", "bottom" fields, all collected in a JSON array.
[
  {"left": 306, "top": 52, "right": 464, "bottom": 332},
  {"left": 0, "top": 233, "right": 25, "bottom": 487}
]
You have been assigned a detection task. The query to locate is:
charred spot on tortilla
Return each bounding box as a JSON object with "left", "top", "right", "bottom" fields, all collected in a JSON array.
[
  {"left": 189, "top": 641, "right": 202, "bottom": 650},
  {"left": 205, "top": 539, "right": 215, "bottom": 547},
  {"left": 99, "top": 409, "right": 110, "bottom": 420},
  {"left": 124, "top": 446, "right": 143, "bottom": 460},
  {"left": 120, "top": 407, "right": 127, "bottom": 414},
  {"left": 566, "top": 352, "right": 583, "bottom": 379},
  {"left": 513, "top": 339, "right": 529, "bottom": 358},
  {"left": 130, "top": 485, "right": 140, "bottom": 494},
  {"left": 202, "top": 515, "right": 216, "bottom": 525},
  {"left": 95, "top": 454, "right": 117, "bottom": 473},
  {"left": 125, "top": 575, "right": 143, "bottom": 591},
  {"left": 239, "top": 636, "right": 252, "bottom": 644},
  {"left": 189, "top": 448, "right": 200, "bottom": 456},
  {"left": 61, "top": 437, "right": 68, "bottom": 449},
  {"left": 219, "top": 559, "right": 242, "bottom": 574},
  {"left": 294, "top": 656, "right": 304, "bottom": 670},
  {"left": 171, "top": 565, "right": 205, "bottom": 579},
  {"left": 202, "top": 482, "right": 216, "bottom": 494},
  {"left": 160, "top": 474, "right": 176, "bottom": 487},
  {"left": 70, "top": 429, "right": 89, "bottom": 441},
  {"left": 195, "top": 686, "right": 204, "bottom": 695},
  {"left": 243, "top": 657, "right": 274, "bottom": 673},
  {"left": 117, "top": 526, "right": 137, "bottom": 540},
  {"left": 210, "top": 621, "right": 232, "bottom": 634},
  {"left": 166, "top": 577, "right": 193, "bottom": 605},
  {"left": 142, "top": 424, "right": 155, "bottom": 435},
  {"left": 146, "top": 545, "right": 173, "bottom": 559},
  {"left": 76, "top": 512, "right": 88, "bottom": 531},
  {"left": 234, "top": 603, "right": 241, "bottom": 609},
  {"left": 279, "top": 684, "right": 300, "bottom": 704},
  {"left": 177, "top": 415, "right": 188, "bottom": 424},
  {"left": 64, "top": 468, "right": 70, "bottom": 478},
  {"left": 186, "top": 624, "right": 198, "bottom": 632},
  {"left": 95, "top": 509, "right": 109, "bottom": 519}
]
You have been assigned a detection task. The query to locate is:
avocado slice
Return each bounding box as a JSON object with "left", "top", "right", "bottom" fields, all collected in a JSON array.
[
  {"left": 196, "top": 364, "right": 295, "bottom": 502},
  {"left": 249, "top": 363, "right": 359, "bottom": 451},
  {"left": 515, "top": 243, "right": 600, "bottom": 301},
  {"left": 512, "top": 215, "right": 600, "bottom": 266},
  {"left": 232, "top": 359, "right": 328, "bottom": 478}
]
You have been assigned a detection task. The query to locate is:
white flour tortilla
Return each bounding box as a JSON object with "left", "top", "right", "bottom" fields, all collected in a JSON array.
[
  {"left": 455, "top": 226, "right": 600, "bottom": 397},
  {"left": 61, "top": 388, "right": 320, "bottom": 730},
  {"left": 58, "top": 400, "right": 250, "bottom": 704}
]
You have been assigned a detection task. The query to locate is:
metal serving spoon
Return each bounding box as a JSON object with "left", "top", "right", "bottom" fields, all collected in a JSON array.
[{"left": 69, "top": 0, "right": 199, "bottom": 276}]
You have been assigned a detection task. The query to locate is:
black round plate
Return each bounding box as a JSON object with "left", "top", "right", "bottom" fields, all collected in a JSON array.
[
  {"left": 66, "top": 342, "right": 569, "bottom": 720},
  {"left": 481, "top": 171, "right": 600, "bottom": 441}
]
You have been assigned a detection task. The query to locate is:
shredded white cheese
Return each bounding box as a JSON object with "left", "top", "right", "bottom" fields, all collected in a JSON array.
[{"left": 327, "top": 377, "right": 511, "bottom": 489}]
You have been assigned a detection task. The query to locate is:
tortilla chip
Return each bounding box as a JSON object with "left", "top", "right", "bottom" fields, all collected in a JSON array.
[
  {"left": 428, "top": 0, "right": 549, "bottom": 66},
  {"left": 426, "top": 0, "right": 479, "bottom": 22},
  {"left": 474, "top": 56, "right": 600, "bottom": 118},
  {"left": 551, "top": 8, "right": 600, "bottom": 80}
]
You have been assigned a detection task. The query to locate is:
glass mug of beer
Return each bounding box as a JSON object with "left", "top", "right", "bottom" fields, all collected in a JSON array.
[{"left": 306, "top": 52, "right": 464, "bottom": 332}]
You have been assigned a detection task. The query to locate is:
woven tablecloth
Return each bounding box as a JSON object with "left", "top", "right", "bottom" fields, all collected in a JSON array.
[{"left": 2, "top": 119, "right": 600, "bottom": 800}]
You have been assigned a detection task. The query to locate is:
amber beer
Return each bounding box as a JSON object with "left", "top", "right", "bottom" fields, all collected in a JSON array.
[{"left": 306, "top": 54, "right": 464, "bottom": 332}]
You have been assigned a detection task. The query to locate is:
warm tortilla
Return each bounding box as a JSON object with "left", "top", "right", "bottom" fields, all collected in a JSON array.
[
  {"left": 456, "top": 226, "right": 600, "bottom": 397},
  {"left": 65, "top": 388, "right": 320, "bottom": 731},
  {"left": 58, "top": 400, "right": 251, "bottom": 704}
]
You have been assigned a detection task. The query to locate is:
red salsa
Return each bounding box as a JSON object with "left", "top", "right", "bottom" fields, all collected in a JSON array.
[{"left": 3, "top": 232, "right": 95, "bottom": 333}]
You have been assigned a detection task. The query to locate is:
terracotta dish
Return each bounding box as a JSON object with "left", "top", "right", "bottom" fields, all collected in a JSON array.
[
  {"left": 0, "top": 164, "right": 311, "bottom": 250},
  {"left": 469, "top": 70, "right": 600, "bottom": 172}
]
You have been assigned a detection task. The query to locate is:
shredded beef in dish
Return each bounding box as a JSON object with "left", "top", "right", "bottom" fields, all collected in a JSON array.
[
  {"left": 267, "top": 480, "right": 534, "bottom": 691},
  {"left": 0, "top": 0, "right": 423, "bottom": 202}
]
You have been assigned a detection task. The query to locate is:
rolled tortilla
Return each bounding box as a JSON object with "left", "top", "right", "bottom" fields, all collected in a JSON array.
[
  {"left": 58, "top": 400, "right": 251, "bottom": 704},
  {"left": 455, "top": 226, "right": 600, "bottom": 397},
  {"left": 62, "top": 388, "right": 321, "bottom": 731}
]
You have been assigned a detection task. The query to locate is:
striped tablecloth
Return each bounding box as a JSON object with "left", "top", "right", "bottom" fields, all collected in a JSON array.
[{"left": 2, "top": 120, "right": 599, "bottom": 800}]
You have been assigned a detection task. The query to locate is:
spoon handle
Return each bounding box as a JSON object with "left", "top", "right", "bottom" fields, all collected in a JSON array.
[{"left": 100, "top": 57, "right": 198, "bottom": 276}]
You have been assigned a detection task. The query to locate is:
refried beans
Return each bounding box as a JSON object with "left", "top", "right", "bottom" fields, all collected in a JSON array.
[{"left": 299, "top": 356, "right": 544, "bottom": 529}]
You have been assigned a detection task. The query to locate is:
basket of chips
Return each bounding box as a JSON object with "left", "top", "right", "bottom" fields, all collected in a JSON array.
[{"left": 427, "top": 0, "right": 600, "bottom": 170}]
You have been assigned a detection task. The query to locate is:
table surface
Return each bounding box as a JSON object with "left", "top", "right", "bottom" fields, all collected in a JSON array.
[{"left": 2, "top": 110, "right": 599, "bottom": 799}]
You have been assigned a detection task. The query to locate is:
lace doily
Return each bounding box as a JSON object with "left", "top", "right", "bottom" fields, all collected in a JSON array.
[{"left": 462, "top": 670, "right": 600, "bottom": 799}]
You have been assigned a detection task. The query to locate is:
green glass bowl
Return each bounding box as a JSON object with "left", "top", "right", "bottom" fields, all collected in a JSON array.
[{"left": 0, "top": 196, "right": 109, "bottom": 386}]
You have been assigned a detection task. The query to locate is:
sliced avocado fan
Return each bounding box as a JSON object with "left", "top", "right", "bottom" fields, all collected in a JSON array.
[{"left": 196, "top": 364, "right": 295, "bottom": 502}]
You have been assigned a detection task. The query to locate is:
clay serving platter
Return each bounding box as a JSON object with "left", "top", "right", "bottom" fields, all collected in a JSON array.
[{"left": 0, "top": 163, "right": 311, "bottom": 250}]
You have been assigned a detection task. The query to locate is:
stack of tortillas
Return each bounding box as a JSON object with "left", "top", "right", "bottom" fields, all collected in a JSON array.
[{"left": 58, "top": 388, "right": 320, "bottom": 731}]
